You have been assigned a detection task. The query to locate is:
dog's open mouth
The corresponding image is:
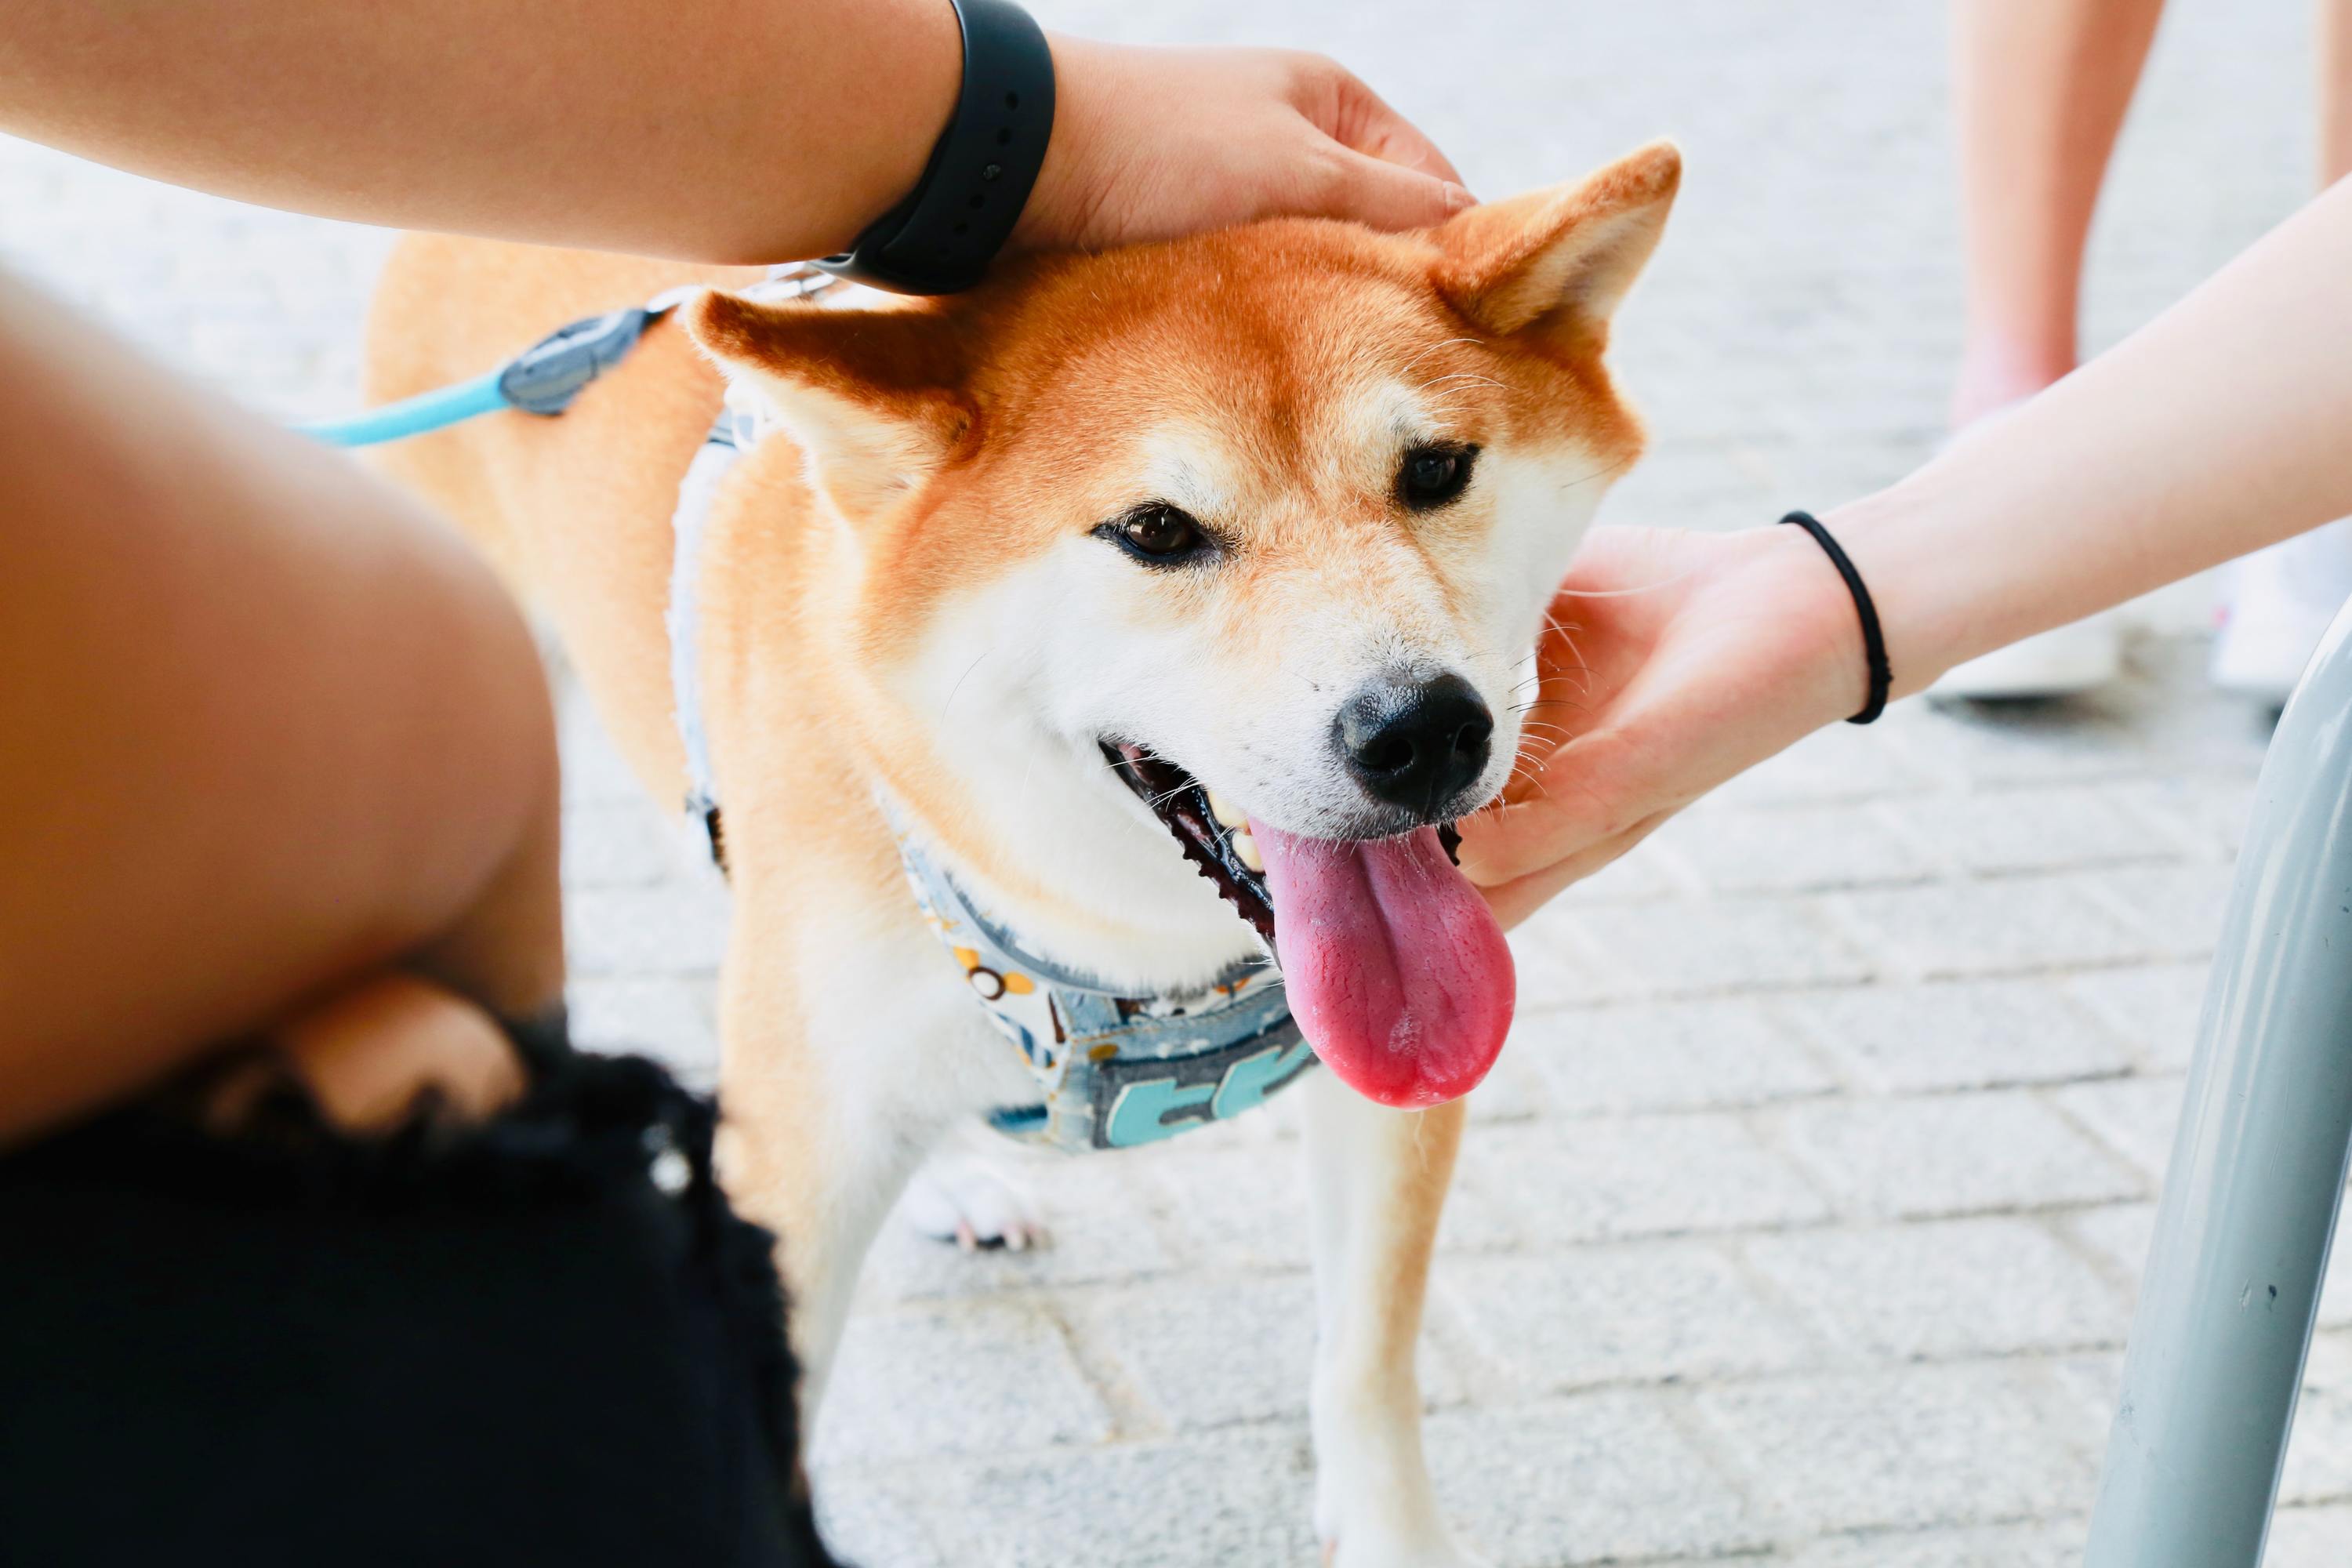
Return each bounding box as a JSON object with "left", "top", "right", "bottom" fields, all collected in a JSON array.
[
  {"left": 1104, "top": 742, "right": 1514, "bottom": 1110},
  {"left": 1104, "top": 742, "right": 1280, "bottom": 952}
]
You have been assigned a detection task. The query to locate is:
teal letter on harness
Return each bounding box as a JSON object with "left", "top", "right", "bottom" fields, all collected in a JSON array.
[
  {"left": 1104, "top": 1076, "right": 1216, "bottom": 1147},
  {"left": 1211, "top": 1037, "right": 1314, "bottom": 1121}
]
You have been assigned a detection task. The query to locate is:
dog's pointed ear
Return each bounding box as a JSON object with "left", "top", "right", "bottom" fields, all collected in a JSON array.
[
  {"left": 1432, "top": 140, "right": 1681, "bottom": 345},
  {"left": 682, "top": 290, "right": 972, "bottom": 520}
]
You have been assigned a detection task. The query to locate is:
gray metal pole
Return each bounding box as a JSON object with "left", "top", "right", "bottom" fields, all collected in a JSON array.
[{"left": 2082, "top": 604, "right": 2352, "bottom": 1566}]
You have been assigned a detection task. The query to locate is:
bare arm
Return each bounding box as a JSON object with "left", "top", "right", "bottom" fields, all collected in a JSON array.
[
  {"left": 0, "top": 1, "right": 1468, "bottom": 264},
  {"left": 1461, "top": 174, "right": 2352, "bottom": 924},
  {"left": 1846, "top": 172, "right": 2352, "bottom": 684}
]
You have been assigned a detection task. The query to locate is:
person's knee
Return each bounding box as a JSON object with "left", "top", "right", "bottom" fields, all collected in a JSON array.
[{"left": 200, "top": 972, "right": 527, "bottom": 1136}]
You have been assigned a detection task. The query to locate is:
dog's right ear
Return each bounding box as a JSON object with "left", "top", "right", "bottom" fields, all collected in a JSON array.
[
  {"left": 683, "top": 291, "right": 972, "bottom": 521},
  {"left": 1432, "top": 140, "right": 1681, "bottom": 350}
]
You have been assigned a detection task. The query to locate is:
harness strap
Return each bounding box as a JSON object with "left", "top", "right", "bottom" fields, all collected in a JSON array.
[
  {"left": 652, "top": 268, "right": 843, "bottom": 864},
  {"left": 667, "top": 405, "right": 755, "bottom": 869}
]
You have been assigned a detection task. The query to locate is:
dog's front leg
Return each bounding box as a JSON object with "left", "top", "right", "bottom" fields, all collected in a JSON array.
[
  {"left": 721, "top": 1061, "right": 927, "bottom": 1425},
  {"left": 1302, "top": 1069, "right": 1486, "bottom": 1568},
  {"left": 713, "top": 928, "right": 971, "bottom": 1425}
]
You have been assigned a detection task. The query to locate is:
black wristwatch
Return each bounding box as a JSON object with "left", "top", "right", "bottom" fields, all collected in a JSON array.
[{"left": 812, "top": 0, "right": 1056, "bottom": 295}]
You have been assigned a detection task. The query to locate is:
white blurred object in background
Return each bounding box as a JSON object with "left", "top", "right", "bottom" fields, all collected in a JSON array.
[{"left": 2210, "top": 517, "right": 2352, "bottom": 706}]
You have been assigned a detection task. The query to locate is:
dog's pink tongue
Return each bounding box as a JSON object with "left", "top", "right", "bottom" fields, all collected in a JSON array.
[{"left": 1252, "top": 822, "right": 1515, "bottom": 1109}]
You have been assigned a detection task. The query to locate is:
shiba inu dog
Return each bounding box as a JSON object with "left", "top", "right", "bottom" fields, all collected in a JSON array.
[{"left": 366, "top": 140, "right": 1678, "bottom": 1565}]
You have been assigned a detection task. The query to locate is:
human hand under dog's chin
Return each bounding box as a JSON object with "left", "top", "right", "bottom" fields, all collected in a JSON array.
[
  {"left": 1012, "top": 38, "right": 1473, "bottom": 252},
  {"left": 1456, "top": 524, "right": 1872, "bottom": 931}
]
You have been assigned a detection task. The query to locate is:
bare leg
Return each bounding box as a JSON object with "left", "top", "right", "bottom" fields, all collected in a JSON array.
[
  {"left": 0, "top": 270, "right": 563, "bottom": 1145},
  {"left": 1303, "top": 1071, "right": 1479, "bottom": 1567},
  {"left": 2325, "top": 0, "right": 2352, "bottom": 187},
  {"left": 1950, "top": 0, "right": 2167, "bottom": 425},
  {"left": 2208, "top": 0, "right": 2352, "bottom": 704}
]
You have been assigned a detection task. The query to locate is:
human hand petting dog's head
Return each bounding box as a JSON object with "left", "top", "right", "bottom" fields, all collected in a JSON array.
[{"left": 1012, "top": 39, "right": 1473, "bottom": 253}]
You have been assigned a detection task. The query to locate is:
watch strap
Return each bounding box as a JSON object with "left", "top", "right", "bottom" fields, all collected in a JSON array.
[{"left": 812, "top": 0, "right": 1055, "bottom": 295}]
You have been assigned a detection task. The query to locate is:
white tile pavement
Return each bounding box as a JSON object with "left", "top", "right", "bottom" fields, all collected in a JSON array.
[
  {"left": 1693, "top": 1361, "right": 2103, "bottom": 1535},
  {"left": 13, "top": 0, "right": 2350, "bottom": 1559}
]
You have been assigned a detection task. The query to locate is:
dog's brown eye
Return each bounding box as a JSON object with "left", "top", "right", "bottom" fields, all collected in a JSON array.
[
  {"left": 1399, "top": 444, "right": 1477, "bottom": 510},
  {"left": 1097, "top": 504, "right": 1211, "bottom": 565}
]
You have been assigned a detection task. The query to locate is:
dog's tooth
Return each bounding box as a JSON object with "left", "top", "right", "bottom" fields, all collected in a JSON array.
[
  {"left": 1232, "top": 828, "right": 1264, "bottom": 873},
  {"left": 1205, "top": 788, "right": 1247, "bottom": 829}
]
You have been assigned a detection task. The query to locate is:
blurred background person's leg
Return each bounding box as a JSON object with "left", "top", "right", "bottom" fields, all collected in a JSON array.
[
  {"left": 1949, "top": 0, "right": 2166, "bottom": 430},
  {"left": 1940, "top": 0, "right": 2352, "bottom": 706},
  {"left": 1936, "top": 0, "right": 2165, "bottom": 699},
  {"left": 2327, "top": 0, "right": 2352, "bottom": 180},
  {"left": 2209, "top": 0, "right": 2352, "bottom": 707}
]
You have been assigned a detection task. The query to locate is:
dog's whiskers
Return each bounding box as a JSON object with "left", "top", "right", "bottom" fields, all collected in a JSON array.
[
  {"left": 1512, "top": 699, "right": 1579, "bottom": 719},
  {"left": 1416, "top": 372, "right": 1505, "bottom": 395},
  {"left": 1553, "top": 454, "right": 1638, "bottom": 493},
  {"left": 1093, "top": 753, "right": 1197, "bottom": 815},
  {"left": 1552, "top": 563, "right": 1706, "bottom": 599},
  {"left": 1396, "top": 336, "right": 1486, "bottom": 376},
  {"left": 938, "top": 650, "right": 993, "bottom": 724},
  {"left": 1498, "top": 762, "right": 1552, "bottom": 804},
  {"left": 1544, "top": 628, "right": 1596, "bottom": 698}
]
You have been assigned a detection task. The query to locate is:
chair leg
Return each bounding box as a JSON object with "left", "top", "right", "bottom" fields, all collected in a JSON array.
[{"left": 2084, "top": 607, "right": 2352, "bottom": 1566}]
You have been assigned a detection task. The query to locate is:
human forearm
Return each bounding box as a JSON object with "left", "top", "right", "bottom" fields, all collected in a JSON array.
[
  {"left": 0, "top": 3, "right": 1470, "bottom": 266},
  {"left": 0, "top": 0, "right": 962, "bottom": 263},
  {"left": 1835, "top": 173, "right": 2352, "bottom": 693}
]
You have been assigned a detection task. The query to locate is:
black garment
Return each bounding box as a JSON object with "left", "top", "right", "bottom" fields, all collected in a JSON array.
[{"left": 0, "top": 1033, "right": 837, "bottom": 1568}]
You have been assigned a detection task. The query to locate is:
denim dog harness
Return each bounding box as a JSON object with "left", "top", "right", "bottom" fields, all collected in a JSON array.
[
  {"left": 665, "top": 274, "right": 1317, "bottom": 1151},
  {"left": 888, "top": 820, "right": 1312, "bottom": 1149}
]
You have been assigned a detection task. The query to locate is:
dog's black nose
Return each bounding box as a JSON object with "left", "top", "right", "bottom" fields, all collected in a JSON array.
[{"left": 1336, "top": 673, "right": 1494, "bottom": 820}]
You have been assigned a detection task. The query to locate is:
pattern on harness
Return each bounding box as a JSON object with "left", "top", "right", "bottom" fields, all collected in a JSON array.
[{"left": 888, "top": 822, "right": 1316, "bottom": 1151}]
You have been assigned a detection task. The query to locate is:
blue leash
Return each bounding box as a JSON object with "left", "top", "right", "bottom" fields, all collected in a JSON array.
[
  {"left": 296, "top": 298, "right": 678, "bottom": 448},
  {"left": 299, "top": 369, "right": 511, "bottom": 448},
  {"left": 299, "top": 267, "right": 837, "bottom": 449}
]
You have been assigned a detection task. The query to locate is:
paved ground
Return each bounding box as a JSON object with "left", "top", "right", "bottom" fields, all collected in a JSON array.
[{"left": 9, "top": 0, "right": 2350, "bottom": 1562}]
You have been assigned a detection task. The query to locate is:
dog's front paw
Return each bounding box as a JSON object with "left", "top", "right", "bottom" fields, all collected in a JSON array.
[{"left": 897, "top": 1149, "right": 1047, "bottom": 1252}]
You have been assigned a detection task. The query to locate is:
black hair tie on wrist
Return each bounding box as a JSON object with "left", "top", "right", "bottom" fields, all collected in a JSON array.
[
  {"left": 1780, "top": 510, "right": 1893, "bottom": 724},
  {"left": 812, "top": 0, "right": 1056, "bottom": 296}
]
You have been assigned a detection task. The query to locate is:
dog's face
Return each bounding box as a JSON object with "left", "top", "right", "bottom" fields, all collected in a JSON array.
[{"left": 690, "top": 143, "right": 1678, "bottom": 1107}]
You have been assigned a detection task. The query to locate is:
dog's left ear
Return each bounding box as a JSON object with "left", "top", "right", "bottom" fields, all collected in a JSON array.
[
  {"left": 1433, "top": 140, "right": 1681, "bottom": 346},
  {"left": 683, "top": 291, "right": 971, "bottom": 521}
]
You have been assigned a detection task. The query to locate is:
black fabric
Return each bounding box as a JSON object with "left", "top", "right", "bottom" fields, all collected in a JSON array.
[{"left": 0, "top": 1035, "right": 837, "bottom": 1568}]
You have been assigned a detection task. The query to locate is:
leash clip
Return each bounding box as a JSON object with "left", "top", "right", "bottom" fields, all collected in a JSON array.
[
  {"left": 514, "top": 265, "right": 839, "bottom": 420},
  {"left": 498, "top": 306, "right": 659, "bottom": 417}
]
